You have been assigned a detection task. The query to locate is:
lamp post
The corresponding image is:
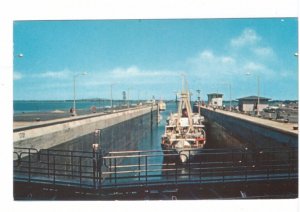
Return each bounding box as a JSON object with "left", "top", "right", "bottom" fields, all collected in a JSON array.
[
  {"left": 73, "top": 72, "right": 88, "bottom": 116},
  {"left": 245, "top": 72, "right": 260, "bottom": 116}
]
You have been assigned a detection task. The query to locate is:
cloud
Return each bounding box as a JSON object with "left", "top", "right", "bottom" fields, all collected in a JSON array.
[
  {"left": 252, "top": 47, "right": 275, "bottom": 58},
  {"left": 38, "top": 69, "right": 72, "bottom": 79},
  {"left": 111, "top": 65, "right": 178, "bottom": 79},
  {"left": 13, "top": 72, "right": 23, "bottom": 80},
  {"left": 230, "top": 28, "right": 261, "bottom": 47},
  {"left": 199, "top": 50, "right": 214, "bottom": 61},
  {"left": 221, "top": 56, "right": 235, "bottom": 64},
  {"left": 243, "top": 62, "right": 265, "bottom": 71},
  {"left": 189, "top": 50, "right": 235, "bottom": 66},
  {"left": 279, "top": 69, "right": 297, "bottom": 78}
]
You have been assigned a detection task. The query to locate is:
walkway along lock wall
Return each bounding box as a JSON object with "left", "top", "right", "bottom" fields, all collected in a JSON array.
[
  {"left": 14, "top": 105, "right": 158, "bottom": 154},
  {"left": 201, "top": 107, "right": 298, "bottom": 150}
]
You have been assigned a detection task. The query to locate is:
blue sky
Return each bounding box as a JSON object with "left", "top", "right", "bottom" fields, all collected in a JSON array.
[{"left": 13, "top": 18, "right": 298, "bottom": 101}]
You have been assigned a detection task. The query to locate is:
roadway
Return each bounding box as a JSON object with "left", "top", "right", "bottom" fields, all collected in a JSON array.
[
  {"left": 202, "top": 106, "right": 298, "bottom": 135},
  {"left": 13, "top": 105, "right": 150, "bottom": 131}
]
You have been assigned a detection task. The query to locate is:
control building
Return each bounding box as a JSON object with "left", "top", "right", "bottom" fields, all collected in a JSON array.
[
  {"left": 207, "top": 93, "right": 223, "bottom": 108},
  {"left": 237, "top": 95, "right": 270, "bottom": 113}
]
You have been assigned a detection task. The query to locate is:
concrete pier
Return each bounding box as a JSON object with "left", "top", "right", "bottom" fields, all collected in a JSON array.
[
  {"left": 14, "top": 105, "right": 158, "bottom": 151},
  {"left": 201, "top": 107, "right": 298, "bottom": 148}
]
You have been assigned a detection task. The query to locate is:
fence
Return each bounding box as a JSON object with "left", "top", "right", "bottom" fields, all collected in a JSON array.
[{"left": 14, "top": 147, "right": 298, "bottom": 191}]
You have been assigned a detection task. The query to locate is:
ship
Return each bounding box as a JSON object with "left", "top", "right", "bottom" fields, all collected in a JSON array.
[
  {"left": 161, "top": 79, "right": 206, "bottom": 163},
  {"left": 158, "top": 100, "right": 166, "bottom": 111}
]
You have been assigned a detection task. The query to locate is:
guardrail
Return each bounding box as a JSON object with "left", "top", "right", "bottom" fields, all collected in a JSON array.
[{"left": 14, "top": 147, "right": 298, "bottom": 192}]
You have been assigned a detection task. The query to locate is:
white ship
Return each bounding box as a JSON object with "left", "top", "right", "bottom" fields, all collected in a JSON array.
[
  {"left": 158, "top": 100, "right": 166, "bottom": 111},
  {"left": 161, "top": 78, "right": 206, "bottom": 163}
]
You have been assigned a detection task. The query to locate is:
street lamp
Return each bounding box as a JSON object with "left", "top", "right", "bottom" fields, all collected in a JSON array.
[
  {"left": 72, "top": 72, "right": 88, "bottom": 116},
  {"left": 245, "top": 72, "right": 260, "bottom": 116}
]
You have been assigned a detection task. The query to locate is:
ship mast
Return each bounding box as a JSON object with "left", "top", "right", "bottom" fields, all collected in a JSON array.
[{"left": 177, "top": 74, "right": 194, "bottom": 132}]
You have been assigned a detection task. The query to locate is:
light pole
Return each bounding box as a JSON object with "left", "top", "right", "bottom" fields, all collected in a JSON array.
[
  {"left": 73, "top": 72, "right": 88, "bottom": 116},
  {"left": 246, "top": 72, "right": 260, "bottom": 116}
]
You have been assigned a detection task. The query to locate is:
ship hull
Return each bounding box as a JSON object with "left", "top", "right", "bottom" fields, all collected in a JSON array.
[{"left": 161, "top": 143, "right": 204, "bottom": 163}]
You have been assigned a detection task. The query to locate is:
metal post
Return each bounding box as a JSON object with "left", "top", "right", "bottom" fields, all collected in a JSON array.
[
  {"left": 28, "top": 149, "right": 31, "bottom": 182},
  {"left": 145, "top": 156, "right": 148, "bottom": 186},
  {"left": 73, "top": 75, "right": 76, "bottom": 115},
  {"left": 114, "top": 158, "right": 117, "bottom": 185},
  {"left": 199, "top": 159, "right": 202, "bottom": 183},
  {"left": 288, "top": 149, "right": 291, "bottom": 179},
  {"left": 98, "top": 149, "right": 102, "bottom": 190},
  {"left": 244, "top": 148, "right": 248, "bottom": 182},
  {"left": 229, "top": 84, "right": 232, "bottom": 111},
  {"left": 47, "top": 149, "right": 50, "bottom": 178},
  {"left": 93, "top": 146, "right": 96, "bottom": 187},
  {"left": 71, "top": 151, "right": 74, "bottom": 178},
  {"left": 138, "top": 152, "right": 141, "bottom": 181},
  {"left": 175, "top": 161, "right": 178, "bottom": 184},
  {"left": 92, "top": 141, "right": 100, "bottom": 188},
  {"left": 188, "top": 150, "right": 191, "bottom": 180},
  {"left": 79, "top": 157, "right": 82, "bottom": 188},
  {"left": 257, "top": 76, "right": 260, "bottom": 116},
  {"left": 110, "top": 83, "right": 113, "bottom": 109},
  {"left": 53, "top": 155, "right": 56, "bottom": 185}
]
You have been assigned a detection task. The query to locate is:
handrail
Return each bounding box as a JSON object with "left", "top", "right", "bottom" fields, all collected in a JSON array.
[{"left": 13, "top": 147, "right": 298, "bottom": 191}]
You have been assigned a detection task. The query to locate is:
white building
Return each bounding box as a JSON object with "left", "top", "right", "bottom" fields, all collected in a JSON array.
[
  {"left": 207, "top": 93, "right": 223, "bottom": 108},
  {"left": 237, "top": 96, "right": 270, "bottom": 113}
]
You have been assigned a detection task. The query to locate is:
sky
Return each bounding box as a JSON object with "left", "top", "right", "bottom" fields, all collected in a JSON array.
[{"left": 13, "top": 18, "right": 298, "bottom": 101}]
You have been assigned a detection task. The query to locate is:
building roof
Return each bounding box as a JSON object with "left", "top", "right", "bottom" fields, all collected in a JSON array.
[
  {"left": 237, "top": 96, "right": 271, "bottom": 101},
  {"left": 207, "top": 93, "right": 223, "bottom": 97}
]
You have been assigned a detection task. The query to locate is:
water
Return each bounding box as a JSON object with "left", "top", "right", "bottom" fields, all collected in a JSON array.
[
  {"left": 13, "top": 99, "right": 140, "bottom": 114},
  {"left": 137, "top": 102, "right": 177, "bottom": 150}
]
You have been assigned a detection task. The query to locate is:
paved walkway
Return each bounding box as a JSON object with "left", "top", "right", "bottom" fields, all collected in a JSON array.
[
  {"left": 203, "top": 107, "right": 298, "bottom": 135},
  {"left": 13, "top": 106, "right": 146, "bottom": 131}
]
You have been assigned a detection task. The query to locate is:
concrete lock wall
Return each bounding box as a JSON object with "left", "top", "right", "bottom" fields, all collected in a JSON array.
[
  {"left": 201, "top": 107, "right": 298, "bottom": 149},
  {"left": 14, "top": 105, "right": 158, "bottom": 153},
  {"left": 54, "top": 108, "right": 158, "bottom": 153}
]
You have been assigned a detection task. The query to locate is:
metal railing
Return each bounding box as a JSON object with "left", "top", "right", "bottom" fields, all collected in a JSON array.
[{"left": 14, "top": 147, "right": 298, "bottom": 191}]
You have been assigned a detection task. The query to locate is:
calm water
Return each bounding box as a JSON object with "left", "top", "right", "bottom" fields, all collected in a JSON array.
[{"left": 13, "top": 99, "right": 139, "bottom": 114}]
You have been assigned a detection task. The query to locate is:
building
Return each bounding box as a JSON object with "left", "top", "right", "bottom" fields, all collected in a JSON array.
[
  {"left": 237, "top": 96, "right": 271, "bottom": 113},
  {"left": 207, "top": 93, "right": 223, "bottom": 108}
]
